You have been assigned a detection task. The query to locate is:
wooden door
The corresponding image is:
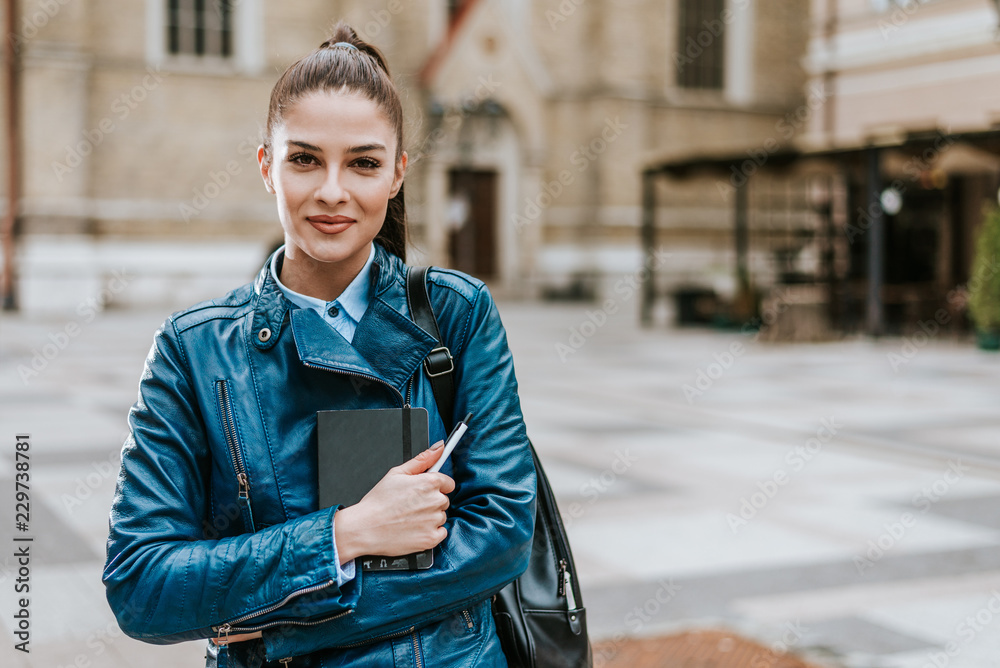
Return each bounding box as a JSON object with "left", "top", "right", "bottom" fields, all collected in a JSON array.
[{"left": 447, "top": 169, "right": 497, "bottom": 279}]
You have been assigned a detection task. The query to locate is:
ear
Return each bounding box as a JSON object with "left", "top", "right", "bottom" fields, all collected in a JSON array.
[
  {"left": 389, "top": 150, "right": 407, "bottom": 198},
  {"left": 258, "top": 145, "right": 275, "bottom": 194}
]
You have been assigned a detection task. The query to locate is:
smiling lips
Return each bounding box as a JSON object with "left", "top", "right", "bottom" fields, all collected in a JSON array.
[{"left": 307, "top": 215, "right": 356, "bottom": 234}]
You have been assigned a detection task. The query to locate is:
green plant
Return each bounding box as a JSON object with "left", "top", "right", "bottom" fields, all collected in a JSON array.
[{"left": 968, "top": 207, "right": 1000, "bottom": 333}]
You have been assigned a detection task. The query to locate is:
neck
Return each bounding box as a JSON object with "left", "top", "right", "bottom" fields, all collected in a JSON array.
[{"left": 279, "top": 244, "right": 371, "bottom": 302}]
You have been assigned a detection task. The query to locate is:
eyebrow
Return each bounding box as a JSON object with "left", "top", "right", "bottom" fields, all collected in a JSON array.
[{"left": 287, "top": 140, "right": 387, "bottom": 154}]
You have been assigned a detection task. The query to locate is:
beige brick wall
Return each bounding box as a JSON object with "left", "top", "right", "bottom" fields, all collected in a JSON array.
[{"left": 7, "top": 0, "right": 812, "bottom": 297}]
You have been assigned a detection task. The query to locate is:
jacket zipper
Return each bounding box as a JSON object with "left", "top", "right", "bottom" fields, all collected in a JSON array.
[
  {"left": 213, "top": 579, "right": 348, "bottom": 636},
  {"left": 537, "top": 452, "right": 580, "bottom": 617},
  {"left": 332, "top": 624, "right": 417, "bottom": 649},
  {"left": 412, "top": 630, "right": 424, "bottom": 668},
  {"left": 462, "top": 608, "right": 474, "bottom": 629},
  {"left": 217, "top": 379, "right": 255, "bottom": 533},
  {"left": 301, "top": 362, "right": 407, "bottom": 408}
]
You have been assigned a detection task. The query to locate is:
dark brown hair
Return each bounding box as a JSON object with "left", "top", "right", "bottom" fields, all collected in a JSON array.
[{"left": 263, "top": 22, "right": 407, "bottom": 260}]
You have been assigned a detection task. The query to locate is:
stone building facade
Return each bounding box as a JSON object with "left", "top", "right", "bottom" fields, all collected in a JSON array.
[
  {"left": 1, "top": 0, "right": 810, "bottom": 312},
  {"left": 801, "top": 0, "right": 1000, "bottom": 314}
]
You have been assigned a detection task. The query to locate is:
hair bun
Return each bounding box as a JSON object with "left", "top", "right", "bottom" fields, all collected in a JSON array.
[{"left": 322, "top": 40, "right": 358, "bottom": 51}]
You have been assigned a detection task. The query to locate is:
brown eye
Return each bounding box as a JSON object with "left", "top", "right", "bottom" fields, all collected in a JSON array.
[
  {"left": 289, "top": 153, "right": 317, "bottom": 165},
  {"left": 353, "top": 157, "right": 381, "bottom": 170}
]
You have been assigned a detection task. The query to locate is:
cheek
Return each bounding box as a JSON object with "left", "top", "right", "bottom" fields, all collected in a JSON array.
[
  {"left": 275, "top": 174, "right": 312, "bottom": 208},
  {"left": 354, "top": 177, "right": 395, "bottom": 209}
]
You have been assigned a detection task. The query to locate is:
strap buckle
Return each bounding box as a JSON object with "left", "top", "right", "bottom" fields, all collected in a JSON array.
[{"left": 424, "top": 346, "right": 454, "bottom": 378}]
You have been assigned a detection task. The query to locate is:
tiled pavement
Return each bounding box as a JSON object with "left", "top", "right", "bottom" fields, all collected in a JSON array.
[{"left": 1, "top": 296, "right": 999, "bottom": 667}]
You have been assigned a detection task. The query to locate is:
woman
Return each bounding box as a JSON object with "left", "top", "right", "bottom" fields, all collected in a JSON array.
[{"left": 103, "top": 23, "right": 535, "bottom": 667}]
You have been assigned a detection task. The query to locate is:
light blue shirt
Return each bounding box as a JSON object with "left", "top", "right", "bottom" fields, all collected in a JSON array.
[
  {"left": 270, "top": 243, "right": 378, "bottom": 586},
  {"left": 270, "top": 243, "right": 376, "bottom": 345}
]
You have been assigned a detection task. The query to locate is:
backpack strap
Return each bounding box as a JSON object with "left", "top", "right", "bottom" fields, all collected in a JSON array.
[{"left": 405, "top": 266, "right": 455, "bottom": 432}]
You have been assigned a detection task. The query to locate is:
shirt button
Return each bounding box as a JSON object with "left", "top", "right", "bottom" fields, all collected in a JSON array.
[{"left": 327, "top": 305, "right": 339, "bottom": 317}]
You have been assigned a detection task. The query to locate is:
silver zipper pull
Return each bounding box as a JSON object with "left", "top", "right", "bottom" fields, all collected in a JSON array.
[
  {"left": 557, "top": 559, "right": 567, "bottom": 597},
  {"left": 237, "top": 473, "right": 249, "bottom": 500},
  {"left": 216, "top": 622, "right": 232, "bottom": 646}
]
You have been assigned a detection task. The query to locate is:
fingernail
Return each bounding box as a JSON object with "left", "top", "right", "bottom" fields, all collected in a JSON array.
[{"left": 430, "top": 440, "right": 444, "bottom": 450}]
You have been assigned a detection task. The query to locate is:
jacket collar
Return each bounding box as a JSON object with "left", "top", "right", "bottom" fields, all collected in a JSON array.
[{"left": 251, "top": 243, "right": 438, "bottom": 394}]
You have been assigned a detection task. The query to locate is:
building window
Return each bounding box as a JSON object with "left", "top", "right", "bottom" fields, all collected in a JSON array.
[
  {"left": 167, "top": 0, "right": 233, "bottom": 58},
  {"left": 676, "top": 0, "right": 725, "bottom": 90}
]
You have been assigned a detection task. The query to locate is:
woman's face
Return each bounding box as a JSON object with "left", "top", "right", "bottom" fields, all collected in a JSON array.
[{"left": 258, "top": 89, "right": 406, "bottom": 271}]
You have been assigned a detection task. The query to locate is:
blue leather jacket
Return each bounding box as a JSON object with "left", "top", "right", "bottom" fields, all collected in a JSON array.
[{"left": 103, "top": 243, "right": 536, "bottom": 666}]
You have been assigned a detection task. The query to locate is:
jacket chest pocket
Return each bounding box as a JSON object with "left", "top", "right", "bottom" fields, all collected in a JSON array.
[{"left": 214, "top": 379, "right": 256, "bottom": 534}]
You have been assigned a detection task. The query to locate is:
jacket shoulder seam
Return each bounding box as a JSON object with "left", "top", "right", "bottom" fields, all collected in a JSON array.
[
  {"left": 425, "top": 267, "right": 480, "bottom": 306},
  {"left": 168, "top": 317, "right": 193, "bottom": 377},
  {"left": 453, "top": 284, "right": 484, "bottom": 359},
  {"left": 170, "top": 285, "right": 254, "bottom": 333}
]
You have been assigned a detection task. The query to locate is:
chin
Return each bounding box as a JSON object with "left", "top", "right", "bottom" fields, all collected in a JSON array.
[{"left": 289, "top": 233, "right": 369, "bottom": 265}]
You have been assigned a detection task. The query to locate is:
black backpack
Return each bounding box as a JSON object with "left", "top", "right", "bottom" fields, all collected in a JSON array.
[{"left": 406, "top": 267, "right": 593, "bottom": 668}]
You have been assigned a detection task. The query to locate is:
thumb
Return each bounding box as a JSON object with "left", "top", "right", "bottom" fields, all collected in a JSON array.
[{"left": 395, "top": 441, "right": 445, "bottom": 475}]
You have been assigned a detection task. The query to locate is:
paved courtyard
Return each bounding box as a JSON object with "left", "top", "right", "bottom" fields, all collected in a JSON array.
[{"left": 1, "top": 294, "right": 999, "bottom": 667}]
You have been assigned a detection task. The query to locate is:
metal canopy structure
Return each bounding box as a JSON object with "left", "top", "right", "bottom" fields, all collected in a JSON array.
[{"left": 639, "top": 131, "right": 1000, "bottom": 337}]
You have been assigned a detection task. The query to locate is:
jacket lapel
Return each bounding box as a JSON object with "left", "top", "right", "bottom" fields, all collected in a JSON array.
[
  {"left": 289, "top": 307, "right": 378, "bottom": 377},
  {"left": 283, "top": 245, "right": 439, "bottom": 396},
  {"left": 352, "top": 296, "right": 438, "bottom": 392}
]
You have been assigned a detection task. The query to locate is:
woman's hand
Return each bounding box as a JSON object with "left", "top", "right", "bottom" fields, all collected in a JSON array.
[{"left": 334, "top": 441, "right": 455, "bottom": 563}]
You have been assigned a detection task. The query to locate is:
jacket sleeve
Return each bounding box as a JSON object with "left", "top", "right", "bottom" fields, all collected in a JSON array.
[
  {"left": 262, "top": 282, "right": 536, "bottom": 657},
  {"left": 102, "top": 318, "right": 361, "bottom": 644}
]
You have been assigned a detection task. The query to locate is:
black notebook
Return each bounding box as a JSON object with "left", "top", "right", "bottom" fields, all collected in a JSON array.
[{"left": 316, "top": 407, "right": 433, "bottom": 570}]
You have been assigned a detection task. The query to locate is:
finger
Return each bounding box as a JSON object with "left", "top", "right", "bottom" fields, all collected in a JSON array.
[
  {"left": 212, "top": 631, "right": 263, "bottom": 645},
  {"left": 434, "top": 473, "right": 456, "bottom": 495},
  {"left": 394, "top": 441, "right": 445, "bottom": 475}
]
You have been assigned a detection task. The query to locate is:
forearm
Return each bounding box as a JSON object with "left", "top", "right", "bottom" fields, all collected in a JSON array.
[{"left": 104, "top": 506, "right": 361, "bottom": 643}]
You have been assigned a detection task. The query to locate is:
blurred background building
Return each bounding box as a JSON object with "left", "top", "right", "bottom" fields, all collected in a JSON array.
[
  {"left": 644, "top": 0, "right": 1000, "bottom": 337},
  {"left": 2, "top": 0, "right": 999, "bottom": 338},
  {"left": 0, "top": 0, "right": 809, "bottom": 315}
]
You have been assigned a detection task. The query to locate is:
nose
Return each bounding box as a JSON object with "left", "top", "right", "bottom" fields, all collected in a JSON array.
[{"left": 315, "top": 166, "right": 350, "bottom": 205}]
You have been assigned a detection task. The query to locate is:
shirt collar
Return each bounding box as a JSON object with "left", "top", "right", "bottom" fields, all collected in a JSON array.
[{"left": 269, "top": 243, "right": 376, "bottom": 323}]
